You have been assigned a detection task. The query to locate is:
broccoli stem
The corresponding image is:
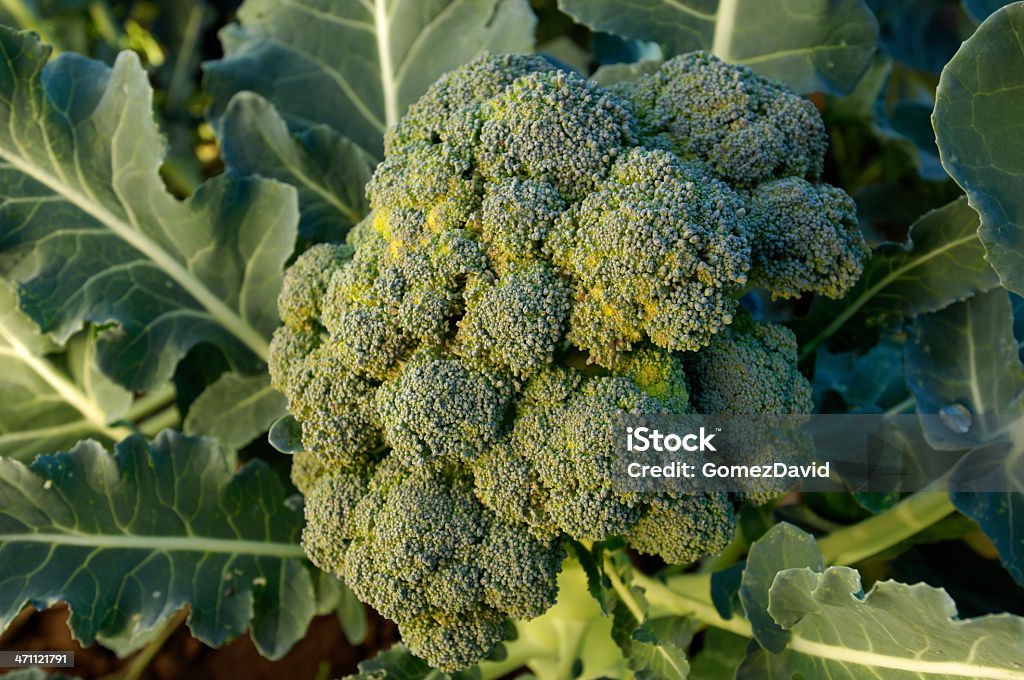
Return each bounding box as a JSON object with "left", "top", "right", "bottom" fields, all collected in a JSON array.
[
  {"left": 816, "top": 487, "right": 955, "bottom": 566},
  {"left": 480, "top": 559, "right": 626, "bottom": 680}
]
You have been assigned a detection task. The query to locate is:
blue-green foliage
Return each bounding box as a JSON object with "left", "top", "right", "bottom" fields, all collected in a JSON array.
[{"left": 270, "top": 51, "right": 866, "bottom": 670}]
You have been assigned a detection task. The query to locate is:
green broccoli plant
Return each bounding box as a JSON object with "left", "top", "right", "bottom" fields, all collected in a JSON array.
[
  {"left": 269, "top": 51, "right": 868, "bottom": 671},
  {"left": 3, "top": 1, "right": 1024, "bottom": 678}
]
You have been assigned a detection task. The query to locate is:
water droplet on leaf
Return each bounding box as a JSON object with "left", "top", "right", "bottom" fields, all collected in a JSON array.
[{"left": 939, "top": 403, "right": 972, "bottom": 434}]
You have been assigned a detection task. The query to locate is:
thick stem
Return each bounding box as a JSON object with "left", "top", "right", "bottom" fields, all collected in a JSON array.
[
  {"left": 136, "top": 406, "right": 183, "bottom": 438},
  {"left": 816, "top": 489, "right": 954, "bottom": 565}
]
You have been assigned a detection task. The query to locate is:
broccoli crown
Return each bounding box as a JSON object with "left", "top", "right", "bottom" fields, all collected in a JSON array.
[{"left": 271, "top": 51, "right": 857, "bottom": 670}]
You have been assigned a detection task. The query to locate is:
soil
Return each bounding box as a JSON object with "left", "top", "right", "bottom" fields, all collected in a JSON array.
[{"left": 0, "top": 606, "right": 399, "bottom": 679}]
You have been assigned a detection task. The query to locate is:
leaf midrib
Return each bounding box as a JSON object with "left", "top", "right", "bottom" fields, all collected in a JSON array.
[
  {"left": 253, "top": 122, "right": 363, "bottom": 224},
  {"left": 0, "top": 146, "right": 271, "bottom": 361},
  {"left": 0, "top": 319, "right": 129, "bottom": 440},
  {"left": 788, "top": 633, "right": 1024, "bottom": 679},
  {"left": 1, "top": 530, "right": 306, "bottom": 558}
]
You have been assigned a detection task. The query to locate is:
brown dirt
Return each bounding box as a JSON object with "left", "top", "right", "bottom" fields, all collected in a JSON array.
[{"left": 0, "top": 606, "right": 399, "bottom": 679}]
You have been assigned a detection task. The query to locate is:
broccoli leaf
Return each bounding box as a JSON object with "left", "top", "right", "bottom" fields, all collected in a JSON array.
[
  {"left": 797, "top": 197, "right": 1000, "bottom": 359},
  {"left": 268, "top": 415, "right": 304, "bottom": 455},
  {"left": 934, "top": 3, "right": 1024, "bottom": 296},
  {"left": 950, "top": 430, "right": 1024, "bottom": 586},
  {"left": 826, "top": 55, "right": 947, "bottom": 181},
  {"left": 183, "top": 372, "right": 287, "bottom": 451},
  {"left": 0, "top": 278, "right": 135, "bottom": 461},
  {"left": 907, "top": 291, "right": 1024, "bottom": 585},
  {"left": 906, "top": 290, "right": 1024, "bottom": 449},
  {"left": 739, "top": 522, "right": 824, "bottom": 653},
  {"left": 556, "top": 0, "right": 878, "bottom": 95},
  {"left": 342, "top": 643, "right": 477, "bottom": 679},
  {"left": 204, "top": 0, "right": 537, "bottom": 160},
  {"left": 0, "top": 430, "right": 313, "bottom": 659},
  {"left": 737, "top": 565, "right": 1024, "bottom": 678},
  {"left": 605, "top": 554, "right": 691, "bottom": 680},
  {"left": 0, "top": 28, "right": 297, "bottom": 392},
  {"left": 220, "top": 92, "right": 375, "bottom": 246}
]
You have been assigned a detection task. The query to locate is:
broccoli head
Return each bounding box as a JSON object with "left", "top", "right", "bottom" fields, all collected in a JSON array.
[{"left": 271, "top": 51, "right": 858, "bottom": 670}]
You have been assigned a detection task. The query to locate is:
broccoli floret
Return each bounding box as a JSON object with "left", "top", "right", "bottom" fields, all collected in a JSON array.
[
  {"left": 612, "top": 346, "right": 690, "bottom": 414},
  {"left": 386, "top": 53, "right": 553, "bottom": 153},
  {"left": 289, "top": 449, "right": 327, "bottom": 496},
  {"left": 308, "top": 460, "right": 562, "bottom": 671},
  {"left": 476, "top": 70, "right": 636, "bottom": 201},
  {"left": 302, "top": 466, "right": 371, "bottom": 575},
  {"left": 375, "top": 354, "right": 511, "bottom": 466},
  {"left": 268, "top": 324, "right": 320, "bottom": 395},
  {"left": 685, "top": 313, "right": 812, "bottom": 415},
  {"left": 621, "top": 52, "right": 828, "bottom": 187},
  {"left": 269, "top": 51, "right": 859, "bottom": 671},
  {"left": 479, "top": 178, "right": 565, "bottom": 273},
  {"left": 273, "top": 342, "right": 382, "bottom": 467},
  {"left": 685, "top": 313, "right": 814, "bottom": 504},
  {"left": 628, "top": 492, "right": 734, "bottom": 563},
  {"left": 748, "top": 177, "right": 869, "bottom": 299},
  {"left": 547, "top": 148, "right": 750, "bottom": 364},
  {"left": 456, "top": 264, "right": 571, "bottom": 378},
  {"left": 277, "top": 243, "right": 353, "bottom": 330}
]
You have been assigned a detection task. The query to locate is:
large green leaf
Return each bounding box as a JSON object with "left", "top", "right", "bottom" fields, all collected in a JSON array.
[
  {"left": 220, "top": 93, "right": 375, "bottom": 245},
  {"left": 797, "top": 197, "right": 1000, "bottom": 359},
  {"left": 739, "top": 523, "right": 824, "bottom": 653},
  {"left": 0, "top": 279, "right": 133, "bottom": 461},
  {"left": 0, "top": 28, "right": 297, "bottom": 392},
  {"left": 738, "top": 566, "right": 1024, "bottom": 679},
  {"left": 183, "top": 372, "right": 287, "bottom": 451},
  {"left": 934, "top": 3, "right": 1024, "bottom": 296},
  {"left": 908, "top": 292, "right": 1024, "bottom": 585},
  {"left": 556, "top": 0, "right": 878, "bottom": 94},
  {"left": 204, "top": 0, "right": 537, "bottom": 160},
  {"left": 0, "top": 430, "right": 313, "bottom": 659}
]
